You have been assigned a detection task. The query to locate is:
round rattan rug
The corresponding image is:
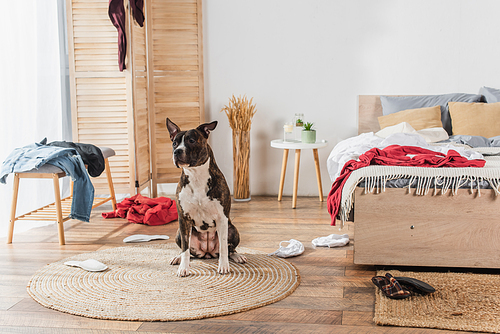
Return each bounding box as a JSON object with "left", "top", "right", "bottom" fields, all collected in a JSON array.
[{"left": 27, "top": 244, "right": 300, "bottom": 321}]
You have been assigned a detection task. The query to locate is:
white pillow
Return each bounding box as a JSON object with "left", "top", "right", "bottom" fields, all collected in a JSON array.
[
  {"left": 375, "top": 122, "right": 418, "bottom": 138},
  {"left": 375, "top": 122, "right": 449, "bottom": 143},
  {"left": 416, "top": 127, "right": 449, "bottom": 143}
]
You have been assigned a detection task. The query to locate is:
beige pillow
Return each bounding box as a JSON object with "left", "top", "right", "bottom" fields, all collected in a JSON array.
[
  {"left": 449, "top": 102, "right": 500, "bottom": 137},
  {"left": 377, "top": 106, "right": 442, "bottom": 131}
]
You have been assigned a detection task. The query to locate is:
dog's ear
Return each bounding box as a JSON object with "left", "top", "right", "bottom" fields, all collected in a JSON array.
[
  {"left": 166, "top": 118, "right": 181, "bottom": 141},
  {"left": 197, "top": 121, "right": 218, "bottom": 138}
]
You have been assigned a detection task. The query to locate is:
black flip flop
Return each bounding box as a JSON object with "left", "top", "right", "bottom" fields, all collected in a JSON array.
[
  {"left": 394, "top": 276, "right": 435, "bottom": 294},
  {"left": 371, "top": 274, "right": 411, "bottom": 299}
]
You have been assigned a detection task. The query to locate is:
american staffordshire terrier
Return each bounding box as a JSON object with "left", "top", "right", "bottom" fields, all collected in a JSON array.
[{"left": 166, "top": 118, "right": 247, "bottom": 277}]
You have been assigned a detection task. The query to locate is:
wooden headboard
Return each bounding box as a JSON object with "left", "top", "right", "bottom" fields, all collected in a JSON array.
[
  {"left": 358, "top": 95, "right": 410, "bottom": 134},
  {"left": 358, "top": 95, "right": 383, "bottom": 134}
]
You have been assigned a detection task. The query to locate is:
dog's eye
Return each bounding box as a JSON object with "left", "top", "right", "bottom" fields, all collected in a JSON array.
[
  {"left": 173, "top": 142, "right": 178, "bottom": 147},
  {"left": 188, "top": 138, "right": 196, "bottom": 144}
]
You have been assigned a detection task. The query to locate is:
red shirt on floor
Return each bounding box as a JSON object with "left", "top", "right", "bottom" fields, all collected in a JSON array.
[{"left": 102, "top": 194, "right": 178, "bottom": 226}]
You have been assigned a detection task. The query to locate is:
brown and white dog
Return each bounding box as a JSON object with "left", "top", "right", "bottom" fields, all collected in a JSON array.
[{"left": 166, "top": 118, "right": 247, "bottom": 277}]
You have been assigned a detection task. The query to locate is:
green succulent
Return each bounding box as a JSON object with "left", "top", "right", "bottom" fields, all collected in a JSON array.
[{"left": 303, "top": 122, "right": 314, "bottom": 131}]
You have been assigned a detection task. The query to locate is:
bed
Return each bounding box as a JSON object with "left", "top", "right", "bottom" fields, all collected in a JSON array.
[{"left": 327, "top": 93, "right": 500, "bottom": 269}]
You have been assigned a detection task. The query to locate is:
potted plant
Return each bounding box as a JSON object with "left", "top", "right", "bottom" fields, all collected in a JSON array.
[{"left": 301, "top": 122, "right": 316, "bottom": 143}]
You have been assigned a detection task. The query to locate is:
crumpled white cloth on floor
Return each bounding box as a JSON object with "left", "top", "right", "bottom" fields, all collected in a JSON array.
[
  {"left": 312, "top": 234, "right": 350, "bottom": 248},
  {"left": 268, "top": 239, "right": 304, "bottom": 258}
]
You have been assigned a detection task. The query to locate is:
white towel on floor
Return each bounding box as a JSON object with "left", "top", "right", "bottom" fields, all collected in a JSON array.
[
  {"left": 312, "top": 234, "right": 349, "bottom": 248},
  {"left": 268, "top": 239, "right": 304, "bottom": 258}
]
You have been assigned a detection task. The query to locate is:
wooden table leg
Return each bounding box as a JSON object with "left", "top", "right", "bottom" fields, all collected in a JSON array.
[
  {"left": 292, "top": 149, "right": 301, "bottom": 209},
  {"left": 278, "top": 149, "right": 289, "bottom": 201},
  {"left": 313, "top": 148, "right": 324, "bottom": 202}
]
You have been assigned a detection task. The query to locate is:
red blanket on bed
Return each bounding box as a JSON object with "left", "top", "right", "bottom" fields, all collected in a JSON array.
[{"left": 327, "top": 145, "right": 485, "bottom": 226}]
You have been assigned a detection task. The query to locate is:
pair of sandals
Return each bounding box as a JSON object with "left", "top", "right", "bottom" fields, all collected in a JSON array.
[{"left": 372, "top": 273, "right": 435, "bottom": 299}]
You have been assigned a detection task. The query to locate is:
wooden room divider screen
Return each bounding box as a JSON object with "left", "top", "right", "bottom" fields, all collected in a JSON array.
[{"left": 65, "top": 0, "right": 204, "bottom": 197}]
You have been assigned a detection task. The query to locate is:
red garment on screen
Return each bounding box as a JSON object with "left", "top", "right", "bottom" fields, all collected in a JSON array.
[
  {"left": 102, "top": 194, "right": 178, "bottom": 226},
  {"left": 327, "top": 145, "right": 486, "bottom": 226}
]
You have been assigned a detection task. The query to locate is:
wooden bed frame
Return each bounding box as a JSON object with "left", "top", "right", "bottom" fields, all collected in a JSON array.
[{"left": 353, "top": 95, "right": 500, "bottom": 269}]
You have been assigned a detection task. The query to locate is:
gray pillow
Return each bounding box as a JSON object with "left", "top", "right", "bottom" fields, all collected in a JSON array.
[
  {"left": 479, "top": 86, "right": 500, "bottom": 103},
  {"left": 490, "top": 135, "right": 500, "bottom": 147},
  {"left": 380, "top": 93, "right": 483, "bottom": 135},
  {"left": 448, "top": 135, "right": 491, "bottom": 148}
]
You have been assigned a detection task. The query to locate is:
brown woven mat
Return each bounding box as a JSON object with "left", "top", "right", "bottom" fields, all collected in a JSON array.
[
  {"left": 27, "top": 244, "right": 300, "bottom": 321},
  {"left": 374, "top": 269, "right": 500, "bottom": 333}
]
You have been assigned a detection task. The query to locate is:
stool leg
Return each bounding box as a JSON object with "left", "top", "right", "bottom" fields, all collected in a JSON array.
[
  {"left": 104, "top": 158, "right": 117, "bottom": 210},
  {"left": 7, "top": 173, "right": 20, "bottom": 244},
  {"left": 53, "top": 174, "right": 65, "bottom": 245},
  {"left": 313, "top": 149, "right": 324, "bottom": 202},
  {"left": 278, "top": 149, "right": 289, "bottom": 201},
  {"left": 292, "top": 149, "right": 301, "bottom": 209}
]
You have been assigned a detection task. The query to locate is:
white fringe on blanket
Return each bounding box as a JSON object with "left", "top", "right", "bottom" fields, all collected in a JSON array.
[{"left": 338, "top": 155, "right": 500, "bottom": 226}]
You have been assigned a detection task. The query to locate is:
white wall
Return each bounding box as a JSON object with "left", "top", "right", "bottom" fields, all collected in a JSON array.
[{"left": 203, "top": 0, "right": 500, "bottom": 197}]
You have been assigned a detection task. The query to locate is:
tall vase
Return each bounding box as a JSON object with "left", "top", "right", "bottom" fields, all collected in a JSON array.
[{"left": 232, "top": 130, "right": 251, "bottom": 201}]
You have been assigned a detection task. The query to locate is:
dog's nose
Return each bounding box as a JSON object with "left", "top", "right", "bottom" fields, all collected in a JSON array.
[{"left": 174, "top": 149, "right": 183, "bottom": 157}]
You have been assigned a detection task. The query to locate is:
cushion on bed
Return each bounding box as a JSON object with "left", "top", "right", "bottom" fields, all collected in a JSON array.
[
  {"left": 375, "top": 122, "right": 449, "bottom": 143},
  {"left": 491, "top": 136, "right": 500, "bottom": 146},
  {"left": 415, "top": 127, "right": 450, "bottom": 143},
  {"left": 479, "top": 86, "right": 500, "bottom": 103},
  {"left": 449, "top": 102, "right": 500, "bottom": 137},
  {"left": 380, "top": 93, "right": 483, "bottom": 135},
  {"left": 377, "top": 106, "right": 442, "bottom": 131}
]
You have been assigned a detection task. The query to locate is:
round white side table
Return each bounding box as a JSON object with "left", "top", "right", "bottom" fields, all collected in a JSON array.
[{"left": 270, "top": 139, "right": 328, "bottom": 209}]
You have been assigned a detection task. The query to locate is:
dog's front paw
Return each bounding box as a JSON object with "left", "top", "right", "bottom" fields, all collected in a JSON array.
[
  {"left": 177, "top": 265, "right": 190, "bottom": 277},
  {"left": 218, "top": 258, "right": 230, "bottom": 275},
  {"left": 173, "top": 250, "right": 190, "bottom": 277},
  {"left": 230, "top": 253, "right": 247, "bottom": 264},
  {"left": 169, "top": 255, "right": 181, "bottom": 265}
]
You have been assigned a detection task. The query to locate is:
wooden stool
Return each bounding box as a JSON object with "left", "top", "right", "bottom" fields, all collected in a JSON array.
[{"left": 7, "top": 147, "right": 117, "bottom": 245}]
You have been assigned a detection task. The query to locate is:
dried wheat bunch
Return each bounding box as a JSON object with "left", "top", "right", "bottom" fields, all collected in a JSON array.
[{"left": 220, "top": 95, "right": 257, "bottom": 131}]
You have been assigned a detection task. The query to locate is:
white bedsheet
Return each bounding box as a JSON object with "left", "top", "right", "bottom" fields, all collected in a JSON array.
[{"left": 326, "top": 132, "right": 484, "bottom": 182}]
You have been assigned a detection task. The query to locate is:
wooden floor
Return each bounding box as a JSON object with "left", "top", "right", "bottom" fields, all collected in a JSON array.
[{"left": 0, "top": 196, "right": 461, "bottom": 334}]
